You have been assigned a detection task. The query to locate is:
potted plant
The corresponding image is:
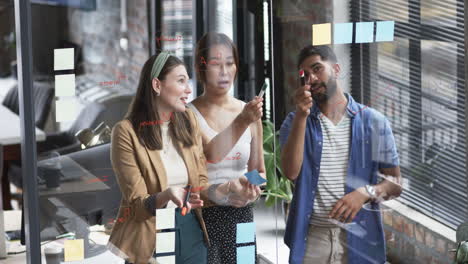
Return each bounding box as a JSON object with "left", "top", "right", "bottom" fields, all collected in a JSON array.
[{"left": 261, "top": 120, "right": 294, "bottom": 222}]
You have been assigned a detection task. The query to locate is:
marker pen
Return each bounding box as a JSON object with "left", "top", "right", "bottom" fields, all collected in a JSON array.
[
  {"left": 299, "top": 69, "right": 305, "bottom": 86},
  {"left": 258, "top": 83, "right": 267, "bottom": 98},
  {"left": 181, "top": 184, "right": 192, "bottom": 216}
]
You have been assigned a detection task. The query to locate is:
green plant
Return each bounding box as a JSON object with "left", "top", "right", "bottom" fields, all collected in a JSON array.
[
  {"left": 5, "top": 31, "right": 15, "bottom": 51},
  {"left": 262, "top": 120, "right": 293, "bottom": 207}
]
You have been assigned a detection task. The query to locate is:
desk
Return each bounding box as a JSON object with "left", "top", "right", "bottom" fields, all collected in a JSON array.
[
  {"left": 0, "top": 105, "right": 46, "bottom": 258},
  {"left": 2, "top": 211, "right": 123, "bottom": 264},
  {"left": 38, "top": 156, "right": 110, "bottom": 196},
  {"left": 0, "top": 104, "right": 46, "bottom": 209},
  {"left": 0, "top": 104, "right": 46, "bottom": 145}
]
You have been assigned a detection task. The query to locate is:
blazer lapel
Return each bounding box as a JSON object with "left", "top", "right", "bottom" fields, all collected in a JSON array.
[{"left": 144, "top": 147, "right": 168, "bottom": 191}]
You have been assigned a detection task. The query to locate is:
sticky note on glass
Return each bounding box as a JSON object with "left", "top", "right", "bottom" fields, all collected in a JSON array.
[
  {"left": 236, "top": 222, "right": 255, "bottom": 244},
  {"left": 156, "top": 255, "right": 175, "bottom": 264},
  {"left": 156, "top": 232, "right": 175, "bottom": 253},
  {"left": 312, "top": 23, "right": 331, "bottom": 46},
  {"left": 55, "top": 98, "right": 79, "bottom": 122},
  {"left": 64, "top": 239, "right": 84, "bottom": 262},
  {"left": 244, "top": 170, "right": 266, "bottom": 186},
  {"left": 355, "top": 22, "right": 374, "bottom": 43},
  {"left": 55, "top": 74, "right": 76, "bottom": 97},
  {"left": 54, "top": 48, "right": 74, "bottom": 71},
  {"left": 334, "top": 23, "right": 353, "bottom": 44},
  {"left": 156, "top": 208, "right": 175, "bottom": 230},
  {"left": 375, "top": 21, "right": 395, "bottom": 42},
  {"left": 236, "top": 245, "right": 255, "bottom": 264}
]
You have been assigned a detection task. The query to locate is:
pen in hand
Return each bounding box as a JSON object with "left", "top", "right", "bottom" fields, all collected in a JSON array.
[
  {"left": 300, "top": 69, "right": 305, "bottom": 86},
  {"left": 181, "top": 184, "right": 192, "bottom": 216}
]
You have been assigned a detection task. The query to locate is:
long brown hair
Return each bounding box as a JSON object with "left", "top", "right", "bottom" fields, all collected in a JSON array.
[
  {"left": 126, "top": 54, "right": 194, "bottom": 150},
  {"left": 194, "top": 32, "right": 240, "bottom": 86}
]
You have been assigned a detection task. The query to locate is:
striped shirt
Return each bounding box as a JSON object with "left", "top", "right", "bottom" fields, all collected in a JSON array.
[{"left": 310, "top": 113, "right": 351, "bottom": 227}]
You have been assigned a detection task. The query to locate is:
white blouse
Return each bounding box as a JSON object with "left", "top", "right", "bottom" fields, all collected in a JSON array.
[
  {"left": 159, "top": 121, "right": 188, "bottom": 208},
  {"left": 188, "top": 103, "right": 252, "bottom": 184}
]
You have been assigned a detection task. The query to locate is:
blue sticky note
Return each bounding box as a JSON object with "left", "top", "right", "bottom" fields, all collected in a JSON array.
[
  {"left": 244, "top": 170, "right": 266, "bottom": 186},
  {"left": 355, "top": 22, "right": 374, "bottom": 43},
  {"left": 334, "top": 23, "right": 353, "bottom": 44},
  {"left": 236, "top": 245, "right": 255, "bottom": 264},
  {"left": 375, "top": 21, "right": 395, "bottom": 42},
  {"left": 236, "top": 222, "right": 255, "bottom": 244}
]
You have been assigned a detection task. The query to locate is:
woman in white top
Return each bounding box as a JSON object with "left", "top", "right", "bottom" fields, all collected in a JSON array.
[{"left": 188, "top": 32, "right": 266, "bottom": 264}]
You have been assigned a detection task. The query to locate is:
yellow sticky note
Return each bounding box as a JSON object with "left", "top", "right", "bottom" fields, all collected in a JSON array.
[
  {"left": 64, "top": 239, "right": 84, "bottom": 262},
  {"left": 312, "top": 23, "right": 332, "bottom": 46}
]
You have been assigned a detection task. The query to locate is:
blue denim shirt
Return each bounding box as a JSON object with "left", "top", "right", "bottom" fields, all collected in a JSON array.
[{"left": 280, "top": 94, "right": 399, "bottom": 264}]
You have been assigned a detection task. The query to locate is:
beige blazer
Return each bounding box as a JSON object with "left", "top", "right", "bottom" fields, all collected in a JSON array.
[{"left": 108, "top": 109, "right": 210, "bottom": 264}]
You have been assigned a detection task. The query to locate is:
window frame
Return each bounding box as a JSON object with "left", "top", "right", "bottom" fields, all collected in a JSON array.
[{"left": 350, "top": 0, "right": 467, "bottom": 228}]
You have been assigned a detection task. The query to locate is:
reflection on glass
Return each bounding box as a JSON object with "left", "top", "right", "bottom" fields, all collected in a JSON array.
[
  {"left": 372, "top": 0, "right": 409, "bottom": 22},
  {"left": 421, "top": 0, "right": 458, "bottom": 28}
]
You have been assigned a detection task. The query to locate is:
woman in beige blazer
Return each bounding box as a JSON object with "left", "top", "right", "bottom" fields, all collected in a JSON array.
[{"left": 107, "top": 52, "right": 259, "bottom": 264}]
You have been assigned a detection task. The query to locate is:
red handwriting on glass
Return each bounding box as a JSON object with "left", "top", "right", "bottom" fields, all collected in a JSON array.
[
  {"left": 139, "top": 112, "right": 175, "bottom": 127},
  {"left": 108, "top": 207, "right": 131, "bottom": 224},
  {"left": 86, "top": 175, "right": 109, "bottom": 184},
  {"left": 206, "top": 152, "right": 241, "bottom": 164},
  {"left": 99, "top": 72, "right": 128, "bottom": 87},
  {"left": 200, "top": 52, "right": 222, "bottom": 66},
  {"left": 156, "top": 35, "right": 183, "bottom": 45}
]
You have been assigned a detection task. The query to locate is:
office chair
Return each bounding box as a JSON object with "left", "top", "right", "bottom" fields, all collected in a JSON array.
[
  {"left": 8, "top": 94, "right": 133, "bottom": 189},
  {"left": 38, "top": 94, "right": 133, "bottom": 155},
  {"left": 1, "top": 81, "right": 54, "bottom": 130}
]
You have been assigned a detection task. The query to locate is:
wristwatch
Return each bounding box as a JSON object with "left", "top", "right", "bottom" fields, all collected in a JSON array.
[{"left": 365, "top": 185, "right": 377, "bottom": 202}]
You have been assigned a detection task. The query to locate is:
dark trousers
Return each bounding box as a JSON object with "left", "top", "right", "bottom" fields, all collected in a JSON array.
[{"left": 125, "top": 208, "right": 207, "bottom": 264}]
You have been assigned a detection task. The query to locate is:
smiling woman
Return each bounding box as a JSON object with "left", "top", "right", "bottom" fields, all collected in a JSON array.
[{"left": 107, "top": 52, "right": 208, "bottom": 264}]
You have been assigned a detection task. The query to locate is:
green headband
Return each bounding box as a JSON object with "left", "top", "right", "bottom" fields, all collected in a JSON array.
[{"left": 151, "top": 52, "right": 172, "bottom": 79}]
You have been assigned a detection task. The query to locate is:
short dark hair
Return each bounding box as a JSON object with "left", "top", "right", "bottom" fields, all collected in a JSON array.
[
  {"left": 195, "top": 32, "right": 240, "bottom": 85},
  {"left": 297, "top": 45, "right": 337, "bottom": 68}
]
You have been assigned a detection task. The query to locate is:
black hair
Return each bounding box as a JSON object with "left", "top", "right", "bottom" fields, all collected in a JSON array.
[{"left": 297, "top": 45, "right": 338, "bottom": 68}]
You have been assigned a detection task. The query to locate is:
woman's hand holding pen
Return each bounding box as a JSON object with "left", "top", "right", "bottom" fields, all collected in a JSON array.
[
  {"left": 237, "top": 97, "right": 264, "bottom": 125},
  {"left": 165, "top": 187, "right": 204, "bottom": 213}
]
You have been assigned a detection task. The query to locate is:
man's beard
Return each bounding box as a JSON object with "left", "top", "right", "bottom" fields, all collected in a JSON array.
[{"left": 311, "top": 77, "right": 337, "bottom": 104}]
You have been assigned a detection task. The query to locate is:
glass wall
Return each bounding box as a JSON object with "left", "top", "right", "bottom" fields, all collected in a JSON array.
[{"left": 2, "top": 0, "right": 466, "bottom": 264}]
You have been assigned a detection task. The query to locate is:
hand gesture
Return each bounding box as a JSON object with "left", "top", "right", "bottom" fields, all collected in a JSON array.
[
  {"left": 294, "top": 83, "right": 313, "bottom": 116},
  {"left": 238, "top": 97, "right": 264, "bottom": 125},
  {"left": 166, "top": 187, "right": 204, "bottom": 213},
  {"left": 329, "top": 188, "right": 369, "bottom": 223},
  {"left": 229, "top": 176, "right": 262, "bottom": 207}
]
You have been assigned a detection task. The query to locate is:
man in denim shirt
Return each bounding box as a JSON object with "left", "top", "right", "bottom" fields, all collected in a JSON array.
[{"left": 280, "top": 45, "right": 402, "bottom": 264}]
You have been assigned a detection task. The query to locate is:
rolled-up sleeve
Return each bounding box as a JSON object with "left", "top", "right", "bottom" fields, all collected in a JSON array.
[
  {"left": 111, "top": 122, "right": 153, "bottom": 222},
  {"left": 372, "top": 117, "right": 400, "bottom": 169}
]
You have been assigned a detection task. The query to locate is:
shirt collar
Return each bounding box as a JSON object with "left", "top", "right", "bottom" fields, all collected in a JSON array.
[{"left": 310, "top": 93, "right": 359, "bottom": 119}]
